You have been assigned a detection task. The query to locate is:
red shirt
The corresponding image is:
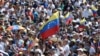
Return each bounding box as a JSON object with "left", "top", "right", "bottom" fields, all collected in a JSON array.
[{"left": 27, "top": 11, "right": 34, "bottom": 20}]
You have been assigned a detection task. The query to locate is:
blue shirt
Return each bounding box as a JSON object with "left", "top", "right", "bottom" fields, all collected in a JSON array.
[
  {"left": 43, "top": 2, "right": 48, "bottom": 8},
  {"left": 33, "top": 11, "right": 38, "bottom": 19}
]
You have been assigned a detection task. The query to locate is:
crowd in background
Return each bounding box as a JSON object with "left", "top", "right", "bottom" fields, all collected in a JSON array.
[{"left": 0, "top": 0, "right": 100, "bottom": 56}]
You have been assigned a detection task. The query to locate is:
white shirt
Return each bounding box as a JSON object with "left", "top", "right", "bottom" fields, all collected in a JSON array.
[
  {"left": 36, "top": 6, "right": 42, "bottom": 12},
  {"left": 61, "top": 44, "right": 70, "bottom": 56},
  {"left": 0, "top": 8, "right": 5, "bottom": 13},
  {"left": 53, "top": 53, "right": 59, "bottom": 56},
  {"left": 9, "top": 7, "right": 15, "bottom": 12},
  {"left": 74, "top": 1, "right": 82, "bottom": 7},
  {"left": 89, "top": 47, "right": 96, "bottom": 55},
  {"left": 18, "top": 39, "right": 24, "bottom": 47},
  {"left": 0, "top": 42, "right": 6, "bottom": 51},
  {"left": 35, "top": 48, "right": 43, "bottom": 55},
  {"left": 4, "top": 13, "right": 9, "bottom": 21},
  {"left": 48, "top": 4, "right": 55, "bottom": 9},
  {"left": 82, "top": 9, "right": 93, "bottom": 18},
  {"left": 46, "top": 9, "right": 52, "bottom": 16}
]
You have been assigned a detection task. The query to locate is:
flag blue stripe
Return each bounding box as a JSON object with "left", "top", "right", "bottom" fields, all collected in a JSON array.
[{"left": 40, "top": 19, "right": 59, "bottom": 33}]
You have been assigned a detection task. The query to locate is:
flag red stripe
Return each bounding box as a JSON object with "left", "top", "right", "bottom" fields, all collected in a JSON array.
[
  {"left": 41, "top": 25, "right": 59, "bottom": 39},
  {"left": 66, "top": 18, "right": 73, "bottom": 25}
]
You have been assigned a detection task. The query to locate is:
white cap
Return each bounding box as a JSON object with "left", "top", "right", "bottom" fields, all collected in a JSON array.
[
  {"left": 92, "top": 32, "right": 96, "bottom": 34},
  {"left": 72, "top": 20, "right": 77, "bottom": 23},
  {"left": 77, "top": 48, "right": 86, "bottom": 52},
  {"left": 77, "top": 48, "right": 84, "bottom": 51},
  {"left": 79, "top": 32, "right": 83, "bottom": 36},
  {"left": 60, "top": 15, "right": 64, "bottom": 19},
  {"left": 75, "top": 25, "right": 79, "bottom": 28},
  {"left": 88, "top": 22, "right": 92, "bottom": 25},
  {"left": 28, "top": 8, "right": 31, "bottom": 10}
]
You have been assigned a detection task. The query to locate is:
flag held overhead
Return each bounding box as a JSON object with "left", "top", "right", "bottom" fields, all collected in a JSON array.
[
  {"left": 40, "top": 11, "right": 60, "bottom": 39},
  {"left": 64, "top": 12, "right": 73, "bottom": 25}
]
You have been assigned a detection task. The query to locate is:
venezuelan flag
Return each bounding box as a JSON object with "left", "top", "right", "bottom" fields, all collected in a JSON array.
[
  {"left": 64, "top": 12, "right": 73, "bottom": 25},
  {"left": 40, "top": 12, "right": 59, "bottom": 39},
  {"left": 91, "top": 5, "right": 98, "bottom": 17},
  {"left": 28, "top": 40, "right": 34, "bottom": 50}
]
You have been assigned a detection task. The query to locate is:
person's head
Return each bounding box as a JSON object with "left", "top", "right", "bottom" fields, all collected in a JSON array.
[
  {"left": 58, "top": 41, "right": 63, "bottom": 46},
  {"left": 79, "top": 43, "right": 84, "bottom": 48},
  {"left": 63, "top": 39, "right": 68, "bottom": 45}
]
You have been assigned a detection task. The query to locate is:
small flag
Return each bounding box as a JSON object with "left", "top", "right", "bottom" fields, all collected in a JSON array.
[
  {"left": 28, "top": 41, "right": 34, "bottom": 48},
  {"left": 91, "top": 5, "right": 98, "bottom": 17},
  {"left": 28, "top": 40, "right": 34, "bottom": 51},
  {"left": 64, "top": 12, "right": 73, "bottom": 25}
]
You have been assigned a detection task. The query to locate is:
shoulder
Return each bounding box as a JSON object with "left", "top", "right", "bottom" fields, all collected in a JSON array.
[
  {"left": 64, "top": 45, "right": 70, "bottom": 49},
  {"left": 82, "top": 54, "right": 87, "bottom": 56}
]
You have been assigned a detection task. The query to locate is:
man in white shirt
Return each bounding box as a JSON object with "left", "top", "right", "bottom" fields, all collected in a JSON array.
[
  {"left": 48, "top": 1, "right": 55, "bottom": 9},
  {"left": 61, "top": 39, "right": 70, "bottom": 56},
  {"left": 74, "top": 0, "right": 82, "bottom": 7},
  {"left": 0, "top": 36, "right": 6, "bottom": 51},
  {"left": 89, "top": 45, "right": 96, "bottom": 56},
  {"left": 82, "top": 6, "right": 93, "bottom": 18}
]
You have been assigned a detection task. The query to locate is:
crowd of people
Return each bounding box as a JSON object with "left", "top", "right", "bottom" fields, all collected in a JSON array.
[{"left": 0, "top": 0, "right": 100, "bottom": 56}]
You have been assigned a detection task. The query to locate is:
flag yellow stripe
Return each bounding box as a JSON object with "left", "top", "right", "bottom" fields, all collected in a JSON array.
[
  {"left": 39, "top": 11, "right": 59, "bottom": 30},
  {"left": 91, "top": 5, "right": 98, "bottom": 11},
  {"left": 64, "top": 12, "right": 70, "bottom": 18}
]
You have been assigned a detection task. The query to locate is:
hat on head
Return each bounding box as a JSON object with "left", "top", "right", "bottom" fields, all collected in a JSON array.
[
  {"left": 71, "top": 39, "right": 76, "bottom": 42},
  {"left": 77, "top": 48, "right": 84, "bottom": 51},
  {"left": 79, "top": 32, "right": 83, "bottom": 36},
  {"left": 77, "top": 48, "right": 86, "bottom": 52},
  {"left": 19, "top": 52, "right": 23, "bottom": 54}
]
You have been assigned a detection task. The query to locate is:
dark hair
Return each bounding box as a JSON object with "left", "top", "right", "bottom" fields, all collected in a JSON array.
[{"left": 79, "top": 43, "right": 84, "bottom": 48}]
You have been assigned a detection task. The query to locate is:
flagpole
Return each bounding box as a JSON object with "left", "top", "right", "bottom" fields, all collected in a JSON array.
[
  {"left": 57, "top": 9, "right": 62, "bottom": 42},
  {"left": 58, "top": 10, "right": 61, "bottom": 42}
]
